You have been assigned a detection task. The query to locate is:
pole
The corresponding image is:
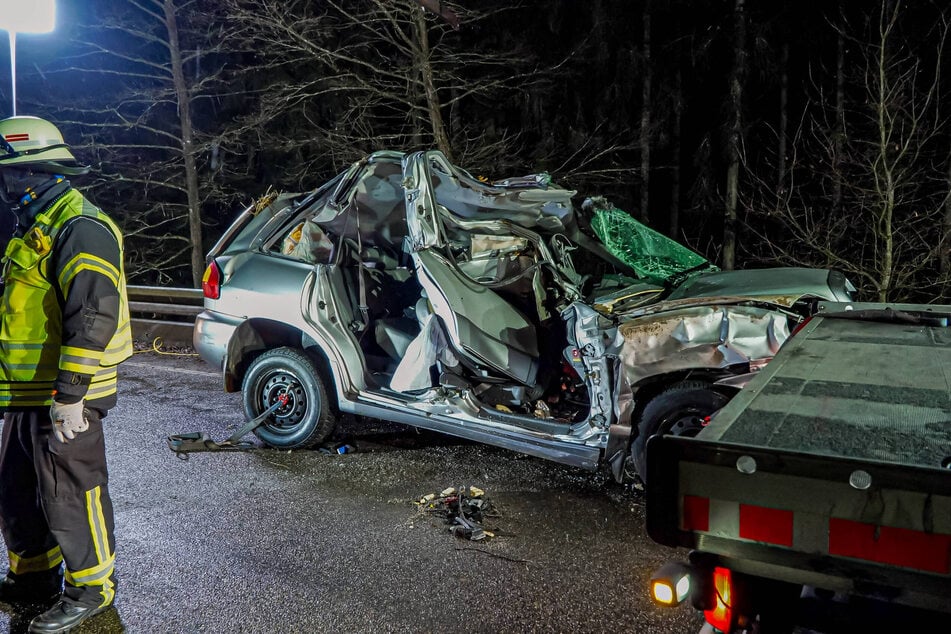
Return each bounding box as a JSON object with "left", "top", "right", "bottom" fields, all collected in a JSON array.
[{"left": 8, "top": 30, "right": 15, "bottom": 116}]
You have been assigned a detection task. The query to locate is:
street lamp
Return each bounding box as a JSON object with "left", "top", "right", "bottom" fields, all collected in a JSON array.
[{"left": 0, "top": 0, "right": 56, "bottom": 116}]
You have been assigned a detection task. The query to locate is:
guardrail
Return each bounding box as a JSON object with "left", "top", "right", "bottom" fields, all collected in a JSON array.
[{"left": 128, "top": 285, "right": 203, "bottom": 348}]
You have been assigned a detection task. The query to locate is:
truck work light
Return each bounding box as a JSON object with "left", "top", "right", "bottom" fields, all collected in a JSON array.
[{"left": 650, "top": 561, "right": 692, "bottom": 607}]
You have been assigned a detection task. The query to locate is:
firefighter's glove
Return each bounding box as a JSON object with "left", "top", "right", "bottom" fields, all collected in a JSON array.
[{"left": 50, "top": 400, "right": 89, "bottom": 443}]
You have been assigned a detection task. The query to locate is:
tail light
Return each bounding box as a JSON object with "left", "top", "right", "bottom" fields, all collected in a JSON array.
[
  {"left": 202, "top": 260, "right": 221, "bottom": 299},
  {"left": 704, "top": 566, "right": 734, "bottom": 633}
]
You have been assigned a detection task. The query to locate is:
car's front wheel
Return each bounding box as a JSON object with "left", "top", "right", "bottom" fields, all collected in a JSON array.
[
  {"left": 241, "top": 347, "right": 336, "bottom": 449},
  {"left": 632, "top": 380, "right": 730, "bottom": 486}
]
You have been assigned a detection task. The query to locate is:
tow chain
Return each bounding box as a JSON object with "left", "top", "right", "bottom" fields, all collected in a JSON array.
[{"left": 166, "top": 393, "right": 290, "bottom": 459}]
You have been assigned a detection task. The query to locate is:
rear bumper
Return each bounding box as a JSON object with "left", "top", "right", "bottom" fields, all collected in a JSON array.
[{"left": 193, "top": 310, "right": 243, "bottom": 370}]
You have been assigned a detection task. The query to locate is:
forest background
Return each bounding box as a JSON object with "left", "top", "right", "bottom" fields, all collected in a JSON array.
[{"left": 3, "top": 0, "right": 949, "bottom": 303}]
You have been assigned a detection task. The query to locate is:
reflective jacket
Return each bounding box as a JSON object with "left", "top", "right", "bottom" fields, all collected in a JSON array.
[{"left": 0, "top": 189, "right": 132, "bottom": 408}]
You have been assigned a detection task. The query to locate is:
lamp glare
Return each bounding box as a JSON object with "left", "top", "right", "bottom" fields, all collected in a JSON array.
[{"left": 0, "top": 0, "right": 56, "bottom": 34}]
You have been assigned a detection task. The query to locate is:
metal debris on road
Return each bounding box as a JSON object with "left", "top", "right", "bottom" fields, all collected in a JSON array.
[{"left": 416, "top": 485, "right": 498, "bottom": 541}]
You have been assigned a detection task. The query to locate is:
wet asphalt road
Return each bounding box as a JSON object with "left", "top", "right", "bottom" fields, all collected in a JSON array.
[{"left": 0, "top": 351, "right": 702, "bottom": 634}]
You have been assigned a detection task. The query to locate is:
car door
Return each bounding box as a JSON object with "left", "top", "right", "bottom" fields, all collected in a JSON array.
[{"left": 402, "top": 151, "right": 540, "bottom": 386}]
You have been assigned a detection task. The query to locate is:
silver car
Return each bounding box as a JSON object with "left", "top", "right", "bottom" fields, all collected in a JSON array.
[{"left": 194, "top": 150, "right": 854, "bottom": 483}]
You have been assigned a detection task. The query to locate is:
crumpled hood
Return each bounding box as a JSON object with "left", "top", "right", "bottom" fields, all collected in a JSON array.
[{"left": 665, "top": 266, "right": 852, "bottom": 307}]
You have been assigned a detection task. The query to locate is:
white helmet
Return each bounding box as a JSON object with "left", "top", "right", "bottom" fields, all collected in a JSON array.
[{"left": 0, "top": 116, "right": 89, "bottom": 175}]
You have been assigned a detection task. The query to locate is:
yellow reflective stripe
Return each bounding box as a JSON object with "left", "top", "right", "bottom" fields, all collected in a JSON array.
[
  {"left": 59, "top": 346, "right": 105, "bottom": 373},
  {"left": 83, "top": 383, "right": 117, "bottom": 400},
  {"left": 92, "top": 366, "right": 118, "bottom": 380},
  {"left": 0, "top": 398, "right": 54, "bottom": 407},
  {"left": 88, "top": 486, "right": 109, "bottom": 566},
  {"left": 0, "top": 382, "right": 55, "bottom": 392},
  {"left": 0, "top": 382, "right": 56, "bottom": 400},
  {"left": 0, "top": 342, "right": 46, "bottom": 351},
  {"left": 57, "top": 253, "right": 120, "bottom": 293},
  {"left": 64, "top": 486, "right": 114, "bottom": 590},
  {"left": 98, "top": 577, "right": 115, "bottom": 607},
  {"left": 1, "top": 362, "right": 58, "bottom": 371},
  {"left": 8, "top": 546, "right": 63, "bottom": 574},
  {"left": 105, "top": 322, "right": 131, "bottom": 349},
  {"left": 64, "top": 553, "right": 115, "bottom": 586}
]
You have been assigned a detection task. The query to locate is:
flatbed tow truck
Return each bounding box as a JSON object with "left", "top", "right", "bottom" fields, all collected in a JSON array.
[{"left": 644, "top": 302, "right": 951, "bottom": 633}]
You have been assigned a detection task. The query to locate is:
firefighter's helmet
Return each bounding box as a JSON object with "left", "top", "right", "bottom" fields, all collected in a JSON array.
[{"left": 0, "top": 116, "right": 89, "bottom": 175}]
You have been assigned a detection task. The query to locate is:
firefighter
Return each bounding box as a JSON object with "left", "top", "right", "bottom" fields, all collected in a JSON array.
[{"left": 0, "top": 116, "right": 132, "bottom": 633}]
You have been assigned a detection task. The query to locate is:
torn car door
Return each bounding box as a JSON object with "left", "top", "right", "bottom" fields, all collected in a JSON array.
[{"left": 403, "top": 151, "right": 539, "bottom": 385}]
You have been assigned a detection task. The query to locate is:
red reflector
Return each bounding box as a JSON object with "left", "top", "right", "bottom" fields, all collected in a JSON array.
[
  {"left": 202, "top": 260, "right": 221, "bottom": 299},
  {"left": 704, "top": 566, "right": 733, "bottom": 633},
  {"left": 829, "top": 518, "right": 951, "bottom": 574},
  {"left": 739, "top": 504, "right": 794, "bottom": 547},
  {"left": 5, "top": 133, "right": 29, "bottom": 142},
  {"left": 682, "top": 496, "right": 710, "bottom": 532},
  {"left": 789, "top": 315, "right": 814, "bottom": 338}
]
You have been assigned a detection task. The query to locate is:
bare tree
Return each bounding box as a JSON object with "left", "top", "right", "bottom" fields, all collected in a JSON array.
[
  {"left": 216, "top": 0, "right": 549, "bottom": 183},
  {"left": 743, "top": 0, "right": 950, "bottom": 302},
  {"left": 35, "top": 0, "right": 226, "bottom": 286},
  {"left": 669, "top": 67, "right": 683, "bottom": 238},
  {"left": 638, "top": 0, "right": 652, "bottom": 223},
  {"left": 943, "top": 155, "right": 951, "bottom": 282},
  {"left": 776, "top": 41, "right": 789, "bottom": 202},
  {"left": 723, "top": 0, "right": 747, "bottom": 270}
]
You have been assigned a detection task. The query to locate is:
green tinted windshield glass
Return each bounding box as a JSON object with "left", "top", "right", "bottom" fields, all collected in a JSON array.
[{"left": 590, "top": 203, "right": 715, "bottom": 284}]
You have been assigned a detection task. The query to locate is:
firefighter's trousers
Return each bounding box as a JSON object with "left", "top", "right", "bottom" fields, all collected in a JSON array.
[{"left": 0, "top": 408, "right": 116, "bottom": 608}]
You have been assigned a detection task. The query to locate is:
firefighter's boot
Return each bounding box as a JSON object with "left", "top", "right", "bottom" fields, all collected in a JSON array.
[
  {"left": 0, "top": 569, "right": 63, "bottom": 605},
  {"left": 28, "top": 599, "right": 110, "bottom": 633}
]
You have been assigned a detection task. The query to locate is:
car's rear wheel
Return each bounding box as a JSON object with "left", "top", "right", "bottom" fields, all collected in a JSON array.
[
  {"left": 241, "top": 347, "right": 336, "bottom": 449},
  {"left": 632, "top": 380, "right": 730, "bottom": 486}
]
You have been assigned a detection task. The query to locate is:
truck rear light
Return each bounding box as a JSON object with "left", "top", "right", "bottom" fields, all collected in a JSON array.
[
  {"left": 202, "top": 260, "right": 221, "bottom": 299},
  {"left": 704, "top": 566, "right": 734, "bottom": 632},
  {"left": 650, "top": 562, "right": 691, "bottom": 607}
]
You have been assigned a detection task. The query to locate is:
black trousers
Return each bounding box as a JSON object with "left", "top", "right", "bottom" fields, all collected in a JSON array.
[{"left": 0, "top": 408, "right": 116, "bottom": 608}]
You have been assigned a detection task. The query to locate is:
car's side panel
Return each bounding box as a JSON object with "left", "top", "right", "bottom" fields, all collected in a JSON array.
[
  {"left": 213, "top": 251, "right": 313, "bottom": 328},
  {"left": 616, "top": 305, "right": 790, "bottom": 385}
]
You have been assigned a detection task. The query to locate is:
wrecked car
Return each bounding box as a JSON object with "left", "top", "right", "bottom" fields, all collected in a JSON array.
[{"left": 193, "top": 150, "right": 854, "bottom": 484}]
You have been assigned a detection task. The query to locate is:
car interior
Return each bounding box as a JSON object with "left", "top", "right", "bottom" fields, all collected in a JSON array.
[{"left": 270, "top": 159, "right": 593, "bottom": 423}]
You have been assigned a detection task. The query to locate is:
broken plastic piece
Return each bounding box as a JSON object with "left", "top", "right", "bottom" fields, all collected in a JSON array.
[{"left": 533, "top": 400, "right": 551, "bottom": 419}]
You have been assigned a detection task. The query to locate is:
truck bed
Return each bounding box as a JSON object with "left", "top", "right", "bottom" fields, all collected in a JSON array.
[
  {"left": 646, "top": 303, "right": 951, "bottom": 613},
  {"left": 704, "top": 304, "right": 950, "bottom": 468}
]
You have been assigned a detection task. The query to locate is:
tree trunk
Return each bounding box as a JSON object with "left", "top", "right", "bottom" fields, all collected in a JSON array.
[
  {"left": 669, "top": 68, "right": 682, "bottom": 238},
  {"left": 639, "top": 0, "right": 652, "bottom": 223},
  {"left": 833, "top": 29, "right": 845, "bottom": 216},
  {"left": 874, "top": 4, "right": 897, "bottom": 302},
  {"left": 163, "top": 0, "right": 204, "bottom": 288},
  {"left": 777, "top": 42, "right": 788, "bottom": 206},
  {"left": 723, "top": 0, "right": 747, "bottom": 271},
  {"left": 412, "top": 5, "right": 453, "bottom": 160},
  {"left": 943, "top": 154, "right": 951, "bottom": 285}
]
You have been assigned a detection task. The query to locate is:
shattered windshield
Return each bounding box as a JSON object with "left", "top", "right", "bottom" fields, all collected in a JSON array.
[{"left": 588, "top": 199, "right": 717, "bottom": 285}]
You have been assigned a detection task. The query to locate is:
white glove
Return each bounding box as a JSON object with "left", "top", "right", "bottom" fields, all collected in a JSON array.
[{"left": 50, "top": 400, "right": 89, "bottom": 443}]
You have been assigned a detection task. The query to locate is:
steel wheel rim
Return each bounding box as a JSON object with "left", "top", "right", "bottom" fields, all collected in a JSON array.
[
  {"left": 665, "top": 410, "right": 705, "bottom": 437},
  {"left": 259, "top": 369, "right": 308, "bottom": 433}
]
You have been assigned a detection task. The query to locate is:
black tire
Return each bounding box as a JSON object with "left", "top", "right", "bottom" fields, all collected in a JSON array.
[
  {"left": 241, "top": 347, "right": 337, "bottom": 449},
  {"left": 632, "top": 381, "right": 730, "bottom": 485}
]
